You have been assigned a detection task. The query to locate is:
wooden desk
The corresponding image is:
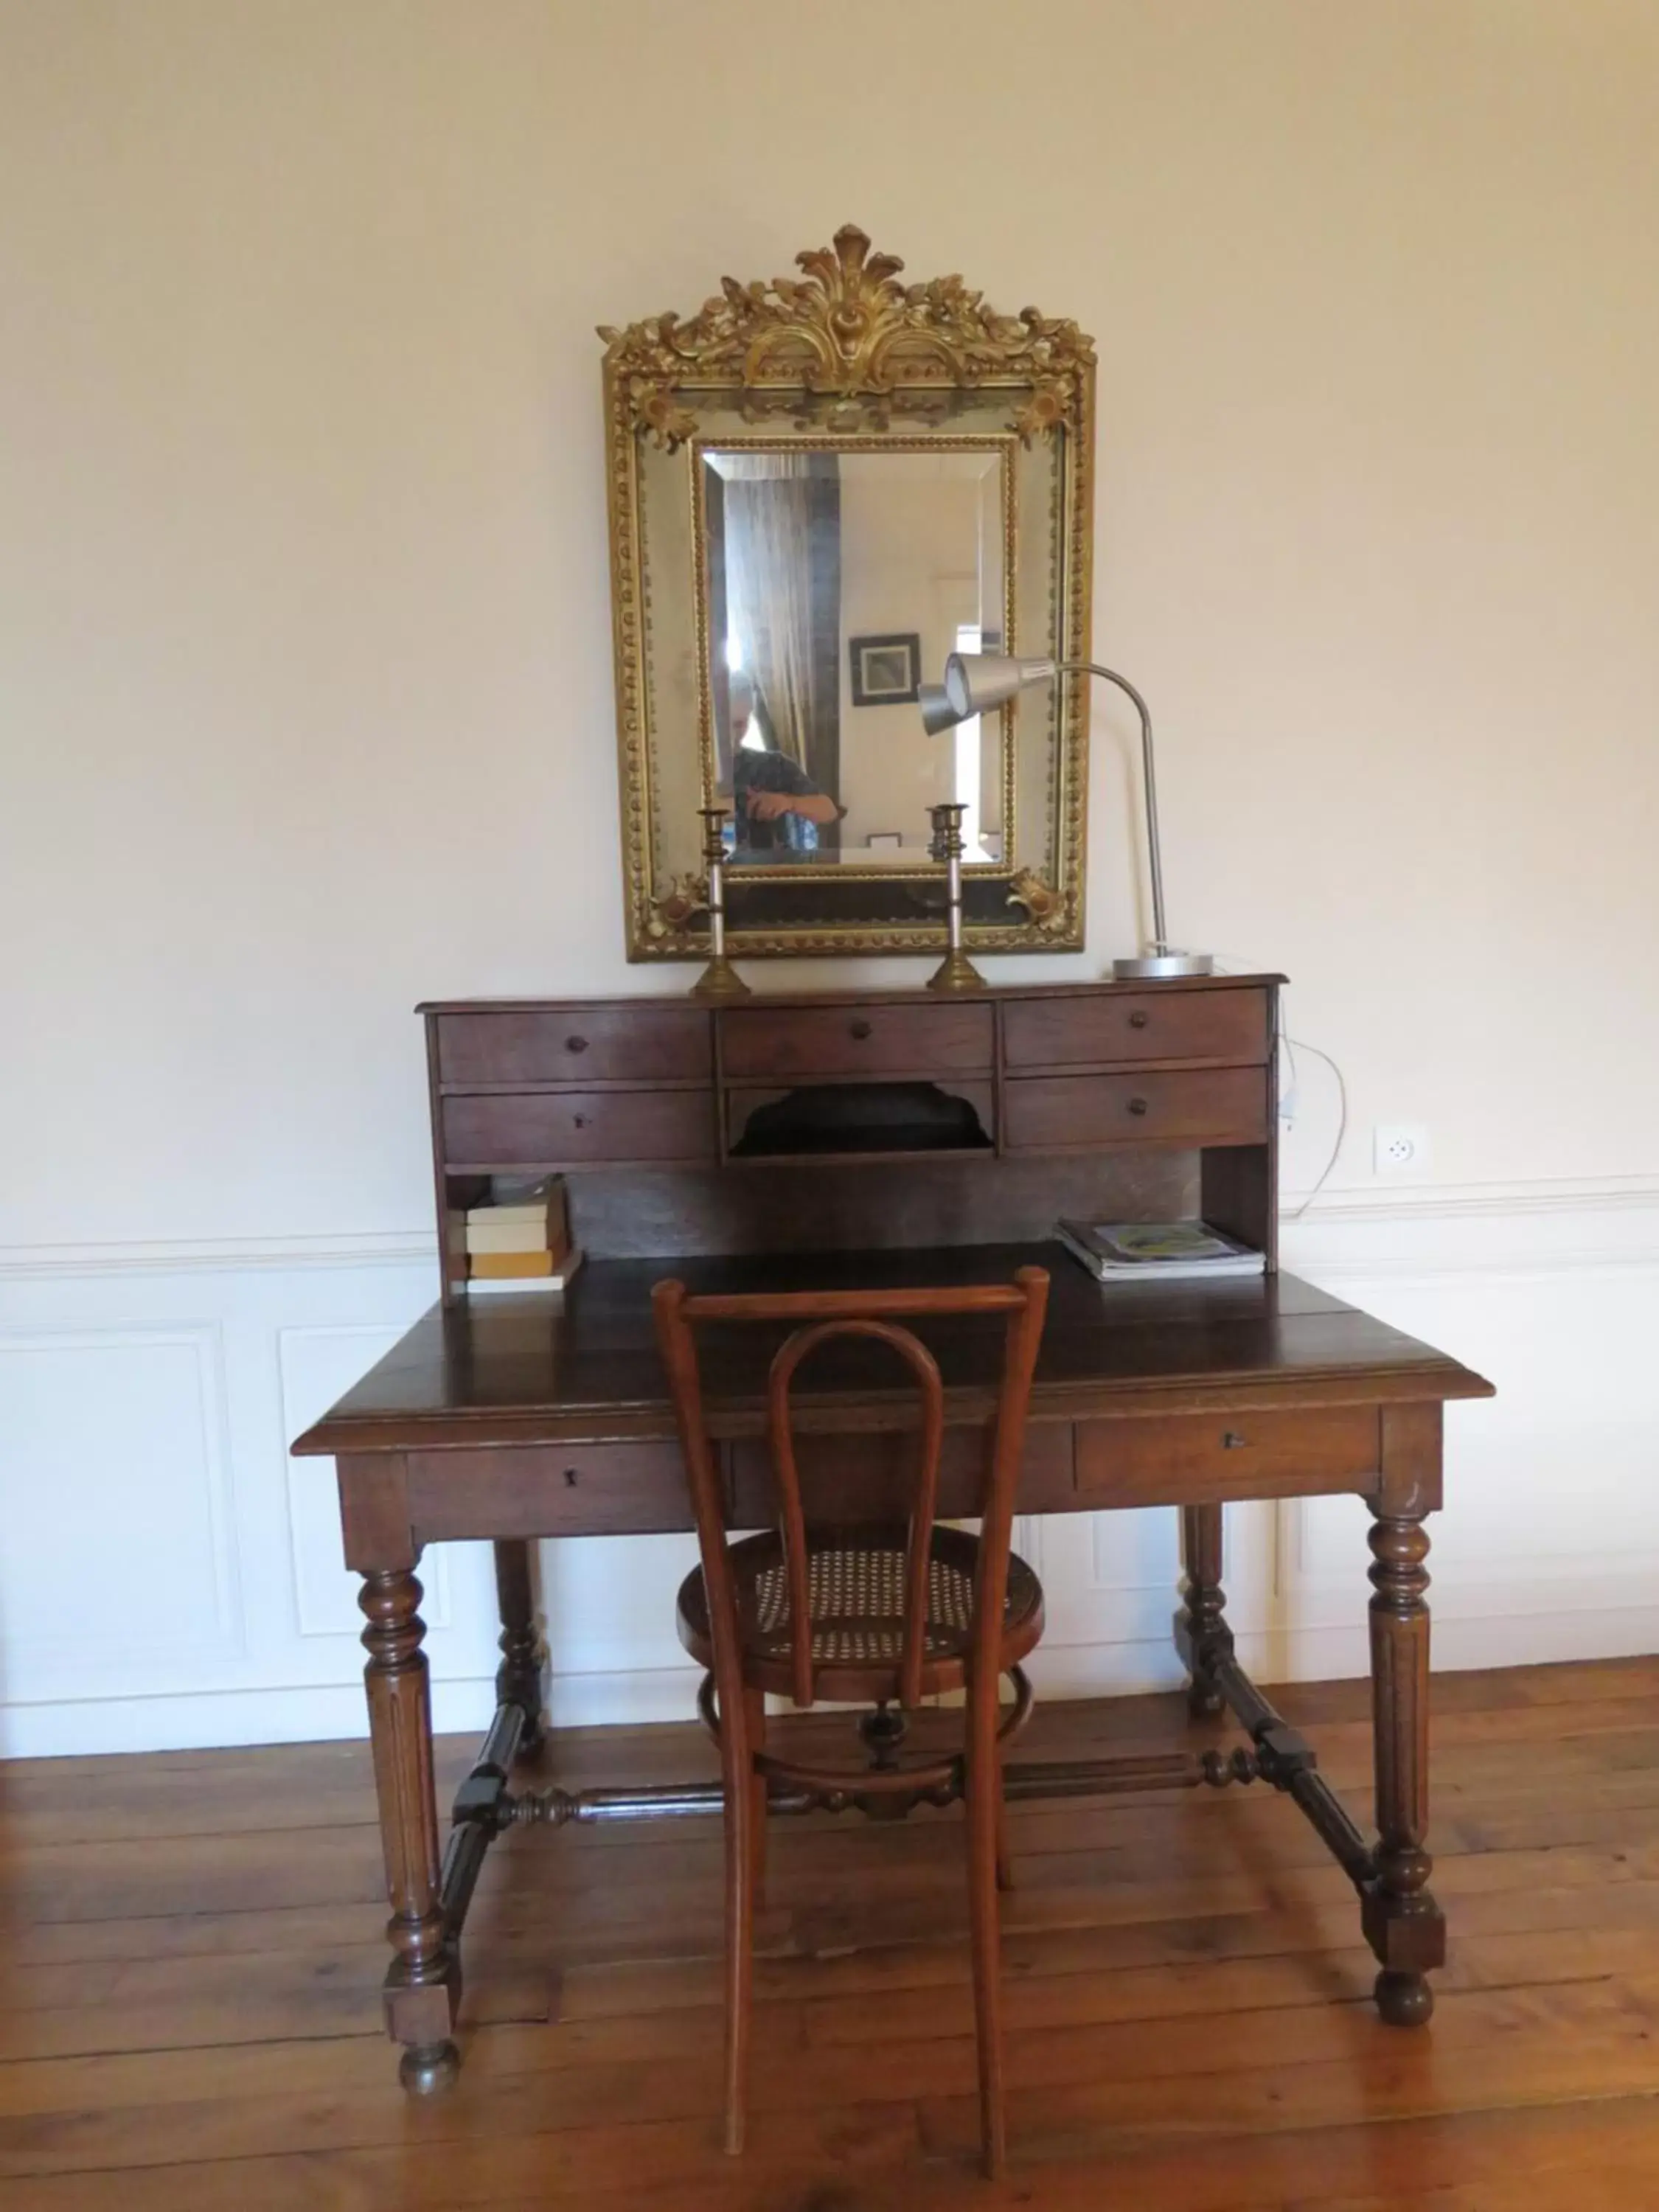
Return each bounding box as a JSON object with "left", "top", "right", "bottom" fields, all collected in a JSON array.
[{"left": 292, "top": 981, "right": 1493, "bottom": 2093}]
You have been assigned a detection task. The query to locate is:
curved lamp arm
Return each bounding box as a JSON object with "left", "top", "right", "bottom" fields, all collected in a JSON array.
[
  {"left": 1058, "top": 662, "right": 1168, "bottom": 957},
  {"left": 929, "top": 650, "right": 1207, "bottom": 973}
]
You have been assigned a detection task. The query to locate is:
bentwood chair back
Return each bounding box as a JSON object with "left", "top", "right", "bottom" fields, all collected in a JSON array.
[{"left": 653, "top": 1267, "right": 1050, "bottom": 2177}]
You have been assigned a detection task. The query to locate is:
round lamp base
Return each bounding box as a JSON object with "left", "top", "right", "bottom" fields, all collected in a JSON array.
[{"left": 1112, "top": 950, "right": 1215, "bottom": 981}]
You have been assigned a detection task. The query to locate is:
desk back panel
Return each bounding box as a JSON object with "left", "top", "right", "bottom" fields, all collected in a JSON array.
[{"left": 562, "top": 1155, "right": 1196, "bottom": 1259}]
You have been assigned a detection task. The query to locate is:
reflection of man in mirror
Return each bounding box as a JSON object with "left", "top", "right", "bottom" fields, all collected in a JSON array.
[{"left": 725, "top": 670, "right": 842, "bottom": 858}]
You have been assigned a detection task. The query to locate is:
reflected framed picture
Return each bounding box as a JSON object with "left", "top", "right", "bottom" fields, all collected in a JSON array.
[{"left": 849, "top": 632, "right": 921, "bottom": 706}]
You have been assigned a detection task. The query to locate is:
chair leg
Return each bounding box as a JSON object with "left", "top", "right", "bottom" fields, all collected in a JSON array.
[
  {"left": 964, "top": 1696, "right": 1008, "bottom": 2179},
  {"left": 995, "top": 1761, "right": 1015, "bottom": 1892},
  {"left": 743, "top": 1683, "right": 768, "bottom": 1909},
  {"left": 721, "top": 1697, "right": 757, "bottom": 2157}
]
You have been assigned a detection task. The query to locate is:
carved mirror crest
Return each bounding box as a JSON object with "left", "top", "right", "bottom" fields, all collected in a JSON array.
[{"left": 600, "top": 226, "right": 1094, "bottom": 961}]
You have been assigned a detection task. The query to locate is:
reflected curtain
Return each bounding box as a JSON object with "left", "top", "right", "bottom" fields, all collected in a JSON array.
[{"left": 723, "top": 458, "right": 840, "bottom": 801}]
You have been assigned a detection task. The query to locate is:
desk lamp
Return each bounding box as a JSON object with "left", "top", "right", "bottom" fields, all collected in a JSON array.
[{"left": 925, "top": 654, "right": 1213, "bottom": 981}]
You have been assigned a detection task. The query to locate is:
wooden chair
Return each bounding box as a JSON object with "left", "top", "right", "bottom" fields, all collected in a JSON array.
[{"left": 651, "top": 1268, "right": 1051, "bottom": 2179}]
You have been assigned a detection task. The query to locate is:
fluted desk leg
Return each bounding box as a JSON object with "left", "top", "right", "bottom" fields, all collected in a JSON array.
[
  {"left": 1178, "top": 1503, "right": 1228, "bottom": 1718},
  {"left": 1364, "top": 1507, "right": 1444, "bottom": 2024},
  {"left": 360, "top": 1565, "right": 460, "bottom": 2092},
  {"left": 493, "top": 1538, "right": 546, "bottom": 1757}
]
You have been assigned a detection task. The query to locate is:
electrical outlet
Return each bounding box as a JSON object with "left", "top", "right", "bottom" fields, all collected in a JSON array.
[{"left": 1373, "top": 1123, "right": 1431, "bottom": 1177}]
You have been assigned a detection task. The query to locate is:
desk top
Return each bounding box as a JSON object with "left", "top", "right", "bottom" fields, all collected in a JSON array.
[
  {"left": 293, "top": 1245, "right": 1494, "bottom": 1457},
  {"left": 417, "top": 974, "right": 1285, "bottom": 1012}
]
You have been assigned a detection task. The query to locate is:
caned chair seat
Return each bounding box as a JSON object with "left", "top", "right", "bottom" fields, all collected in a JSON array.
[{"left": 676, "top": 1522, "right": 1045, "bottom": 1701}]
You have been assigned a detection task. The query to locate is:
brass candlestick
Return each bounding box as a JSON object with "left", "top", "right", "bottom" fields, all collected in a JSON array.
[
  {"left": 925, "top": 801, "right": 987, "bottom": 994},
  {"left": 689, "top": 807, "right": 751, "bottom": 1001}
]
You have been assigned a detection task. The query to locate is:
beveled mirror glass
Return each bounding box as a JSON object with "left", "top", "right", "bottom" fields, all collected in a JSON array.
[{"left": 600, "top": 226, "right": 1095, "bottom": 961}]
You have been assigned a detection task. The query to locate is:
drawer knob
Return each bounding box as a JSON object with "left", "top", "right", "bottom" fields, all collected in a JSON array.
[
  {"left": 573, "top": 1113, "right": 588, "bottom": 1129},
  {"left": 1127, "top": 1096, "right": 1150, "bottom": 1116},
  {"left": 564, "top": 1467, "right": 580, "bottom": 1487},
  {"left": 1222, "top": 1431, "right": 1246, "bottom": 1450},
  {"left": 566, "top": 1034, "right": 588, "bottom": 1054},
  {"left": 849, "top": 1018, "right": 873, "bottom": 1040},
  {"left": 1128, "top": 1010, "right": 1149, "bottom": 1029}
]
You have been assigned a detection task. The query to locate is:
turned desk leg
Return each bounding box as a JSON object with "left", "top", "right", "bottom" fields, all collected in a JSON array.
[
  {"left": 493, "top": 1538, "right": 546, "bottom": 1757},
  {"left": 1178, "top": 1503, "right": 1228, "bottom": 1718},
  {"left": 1364, "top": 1510, "right": 1444, "bottom": 2024},
  {"left": 360, "top": 1566, "right": 460, "bottom": 2092}
]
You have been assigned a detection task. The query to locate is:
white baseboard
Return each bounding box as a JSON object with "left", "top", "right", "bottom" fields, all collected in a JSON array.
[
  {"left": 13, "top": 1598, "right": 1656, "bottom": 1761},
  {"left": 0, "top": 1674, "right": 503, "bottom": 1761},
  {"left": 1026, "top": 1604, "right": 1659, "bottom": 1708}
]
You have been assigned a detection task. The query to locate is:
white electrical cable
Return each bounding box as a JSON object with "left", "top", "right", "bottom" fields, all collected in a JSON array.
[
  {"left": 1201, "top": 957, "right": 1347, "bottom": 1220},
  {"left": 1282, "top": 1036, "right": 1348, "bottom": 1220}
]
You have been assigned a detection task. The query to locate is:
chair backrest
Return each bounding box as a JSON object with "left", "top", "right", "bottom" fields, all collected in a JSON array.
[{"left": 652, "top": 1270, "right": 1050, "bottom": 1713}]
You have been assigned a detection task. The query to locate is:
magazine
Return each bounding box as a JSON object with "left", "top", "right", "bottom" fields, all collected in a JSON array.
[{"left": 1055, "top": 1219, "right": 1265, "bottom": 1282}]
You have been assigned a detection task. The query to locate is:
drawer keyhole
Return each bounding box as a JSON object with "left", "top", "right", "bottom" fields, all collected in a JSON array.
[
  {"left": 1222, "top": 1431, "right": 1246, "bottom": 1450},
  {"left": 849, "top": 1019, "right": 873, "bottom": 1040},
  {"left": 564, "top": 1467, "right": 580, "bottom": 1488},
  {"left": 1128, "top": 1010, "right": 1149, "bottom": 1029},
  {"left": 1127, "top": 1096, "right": 1150, "bottom": 1116},
  {"left": 566, "top": 1034, "right": 588, "bottom": 1054}
]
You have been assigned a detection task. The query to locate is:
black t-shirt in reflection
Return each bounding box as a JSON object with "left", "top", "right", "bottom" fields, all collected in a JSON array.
[{"left": 731, "top": 746, "right": 823, "bottom": 855}]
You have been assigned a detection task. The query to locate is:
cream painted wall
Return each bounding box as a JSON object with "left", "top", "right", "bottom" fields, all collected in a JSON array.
[
  {"left": 4, "top": 0, "right": 1658, "bottom": 1251},
  {"left": 2, "top": 1, "right": 1658, "bottom": 1753}
]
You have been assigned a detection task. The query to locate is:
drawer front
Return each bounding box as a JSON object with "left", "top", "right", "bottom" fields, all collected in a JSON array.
[
  {"left": 408, "top": 1442, "right": 690, "bottom": 1540},
  {"left": 726, "top": 1421, "right": 1074, "bottom": 1528},
  {"left": 1004, "top": 1068, "right": 1267, "bottom": 1150},
  {"left": 436, "top": 1007, "right": 712, "bottom": 1086},
  {"left": 1003, "top": 990, "right": 1269, "bottom": 1071},
  {"left": 442, "top": 1088, "right": 715, "bottom": 1166},
  {"left": 720, "top": 1002, "right": 994, "bottom": 1081},
  {"left": 1076, "top": 1408, "right": 1381, "bottom": 1506}
]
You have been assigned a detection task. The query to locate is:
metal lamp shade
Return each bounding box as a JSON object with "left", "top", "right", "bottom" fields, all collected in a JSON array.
[
  {"left": 917, "top": 683, "right": 959, "bottom": 738},
  {"left": 942, "top": 653, "right": 1058, "bottom": 723}
]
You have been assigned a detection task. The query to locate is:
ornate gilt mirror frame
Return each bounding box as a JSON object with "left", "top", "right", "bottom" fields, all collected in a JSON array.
[{"left": 600, "top": 226, "right": 1095, "bottom": 961}]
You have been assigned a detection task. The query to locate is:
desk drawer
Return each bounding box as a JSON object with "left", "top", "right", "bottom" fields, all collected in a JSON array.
[
  {"left": 1076, "top": 1408, "right": 1381, "bottom": 1506},
  {"left": 726, "top": 1421, "right": 1074, "bottom": 1527},
  {"left": 1003, "top": 988, "right": 1269, "bottom": 1071},
  {"left": 720, "top": 1003, "right": 994, "bottom": 1081},
  {"left": 407, "top": 1441, "right": 690, "bottom": 1540},
  {"left": 442, "top": 1088, "right": 715, "bottom": 1167},
  {"left": 1004, "top": 1068, "right": 1267, "bottom": 1151},
  {"left": 436, "top": 1007, "right": 712, "bottom": 1086}
]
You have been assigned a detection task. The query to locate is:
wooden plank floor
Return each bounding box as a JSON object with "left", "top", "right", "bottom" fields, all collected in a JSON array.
[{"left": 2, "top": 1659, "right": 1659, "bottom": 2209}]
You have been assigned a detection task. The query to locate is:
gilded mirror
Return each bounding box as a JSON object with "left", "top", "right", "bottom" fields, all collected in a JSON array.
[{"left": 600, "top": 226, "right": 1094, "bottom": 961}]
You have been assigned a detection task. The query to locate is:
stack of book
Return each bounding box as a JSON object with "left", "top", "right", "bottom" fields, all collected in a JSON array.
[
  {"left": 463, "top": 1177, "right": 582, "bottom": 1295},
  {"left": 1056, "top": 1219, "right": 1265, "bottom": 1284}
]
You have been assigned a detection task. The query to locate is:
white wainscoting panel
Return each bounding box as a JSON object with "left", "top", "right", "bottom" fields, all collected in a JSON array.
[
  {"left": 277, "top": 1324, "right": 455, "bottom": 1638},
  {"left": 1277, "top": 1253, "right": 1659, "bottom": 1677},
  {"left": 0, "top": 1245, "right": 499, "bottom": 1755},
  {"left": 0, "top": 1178, "right": 1655, "bottom": 1754},
  {"left": 538, "top": 1532, "right": 703, "bottom": 1728},
  {"left": 1029, "top": 1499, "right": 1282, "bottom": 1701},
  {"left": 0, "top": 1323, "right": 240, "bottom": 1700}
]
